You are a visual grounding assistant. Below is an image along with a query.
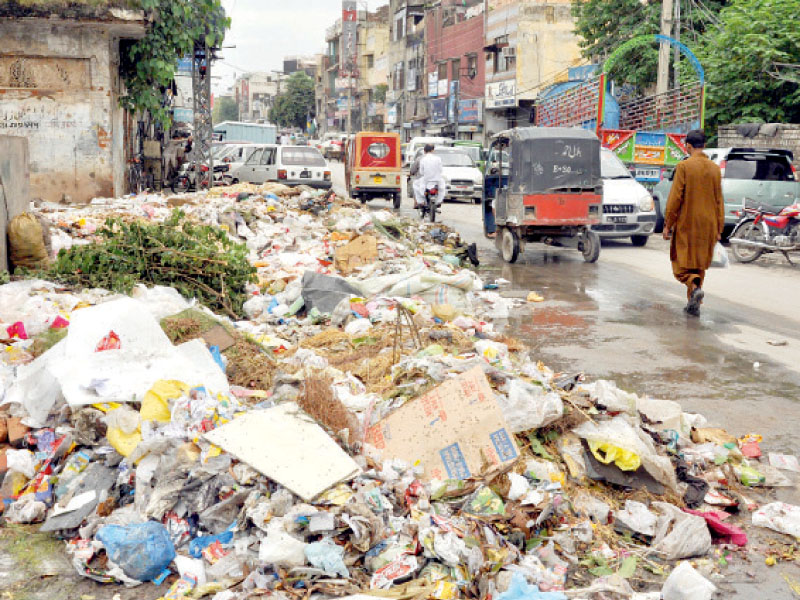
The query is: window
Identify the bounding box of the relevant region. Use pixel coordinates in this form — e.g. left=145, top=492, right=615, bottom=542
left=393, top=62, right=405, bottom=90
left=725, top=154, right=795, bottom=181
left=281, top=147, right=326, bottom=167
left=365, top=54, right=374, bottom=69
left=393, top=10, right=406, bottom=42
left=246, top=149, right=263, bottom=164
left=545, top=5, right=555, bottom=23
left=467, top=54, right=478, bottom=79
left=437, top=62, right=448, bottom=80
left=367, top=142, right=391, bottom=159
left=451, top=58, right=461, bottom=81
left=260, top=147, right=276, bottom=165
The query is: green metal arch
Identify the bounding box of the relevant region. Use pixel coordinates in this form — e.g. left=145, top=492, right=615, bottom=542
left=603, top=35, right=704, bottom=84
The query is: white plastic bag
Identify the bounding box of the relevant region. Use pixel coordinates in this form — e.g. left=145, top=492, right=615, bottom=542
left=661, top=561, right=716, bottom=600
left=710, top=241, right=729, bottom=268
left=498, top=379, right=563, bottom=432
left=258, top=518, right=307, bottom=568
left=752, top=502, right=800, bottom=538
left=652, top=502, right=712, bottom=559
left=615, top=500, right=657, bottom=537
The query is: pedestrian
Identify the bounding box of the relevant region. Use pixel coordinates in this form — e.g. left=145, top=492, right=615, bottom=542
left=663, top=129, right=724, bottom=317
left=413, top=144, right=446, bottom=209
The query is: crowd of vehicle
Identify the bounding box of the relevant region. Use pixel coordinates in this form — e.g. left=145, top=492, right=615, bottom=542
left=188, top=129, right=800, bottom=265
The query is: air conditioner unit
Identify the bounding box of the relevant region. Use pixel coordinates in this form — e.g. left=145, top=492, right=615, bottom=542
left=501, top=46, right=516, bottom=58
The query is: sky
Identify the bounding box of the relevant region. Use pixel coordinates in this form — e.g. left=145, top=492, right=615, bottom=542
left=214, top=0, right=388, bottom=95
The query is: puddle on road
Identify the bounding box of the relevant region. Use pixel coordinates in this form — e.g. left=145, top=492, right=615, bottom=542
left=484, top=254, right=800, bottom=451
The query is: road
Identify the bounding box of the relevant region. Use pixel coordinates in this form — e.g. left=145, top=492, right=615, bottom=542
left=332, top=163, right=800, bottom=452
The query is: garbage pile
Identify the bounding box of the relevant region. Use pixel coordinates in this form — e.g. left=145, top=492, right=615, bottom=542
left=1, top=182, right=799, bottom=600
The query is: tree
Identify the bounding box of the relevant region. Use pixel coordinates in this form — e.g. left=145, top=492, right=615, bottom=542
left=213, top=96, right=239, bottom=124
left=120, top=0, right=230, bottom=127
left=268, top=72, right=315, bottom=131
left=698, top=0, right=800, bottom=131
left=374, top=83, right=388, bottom=104
left=571, top=0, right=726, bottom=91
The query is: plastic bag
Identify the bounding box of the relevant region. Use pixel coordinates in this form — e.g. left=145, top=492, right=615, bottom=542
left=573, top=415, right=678, bottom=491
left=498, top=379, right=563, bottom=433
left=8, top=213, right=48, bottom=270
left=464, top=487, right=505, bottom=516
left=6, top=448, right=36, bottom=478
left=652, top=502, right=711, bottom=559
left=105, top=407, right=142, bottom=457
left=4, top=493, right=47, bottom=523
left=615, top=500, right=657, bottom=537
left=305, top=539, right=349, bottom=577
left=588, top=441, right=641, bottom=471
left=498, top=572, right=567, bottom=600
left=752, top=502, right=800, bottom=538
left=96, top=521, right=176, bottom=582
left=140, top=380, right=189, bottom=423
left=258, top=518, right=307, bottom=568
left=661, top=561, right=716, bottom=600
left=710, top=242, right=729, bottom=268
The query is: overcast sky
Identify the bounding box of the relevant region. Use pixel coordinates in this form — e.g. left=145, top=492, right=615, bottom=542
left=215, top=0, right=388, bottom=94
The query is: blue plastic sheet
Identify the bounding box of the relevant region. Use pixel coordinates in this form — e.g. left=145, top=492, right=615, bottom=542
left=96, top=521, right=176, bottom=582
left=188, top=524, right=235, bottom=558
left=497, top=573, right=567, bottom=600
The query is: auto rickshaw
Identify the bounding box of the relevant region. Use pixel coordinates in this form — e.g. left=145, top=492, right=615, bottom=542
left=483, top=127, right=603, bottom=263
left=345, top=132, right=402, bottom=209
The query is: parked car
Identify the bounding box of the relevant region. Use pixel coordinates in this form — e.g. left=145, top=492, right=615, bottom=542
left=230, top=144, right=332, bottom=189
left=591, top=148, right=657, bottom=246
left=652, top=147, right=799, bottom=234
left=406, top=147, right=483, bottom=203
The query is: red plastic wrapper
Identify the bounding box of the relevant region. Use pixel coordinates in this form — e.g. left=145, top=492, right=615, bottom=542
left=95, top=331, right=121, bottom=352
left=50, top=316, right=70, bottom=329
left=404, top=480, right=424, bottom=508
left=6, top=322, right=28, bottom=340
left=201, top=540, right=230, bottom=564
left=370, top=554, right=418, bottom=589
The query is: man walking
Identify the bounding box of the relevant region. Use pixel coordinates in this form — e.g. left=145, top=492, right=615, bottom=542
left=663, top=129, right=724, bottom=316
left=413, top=144, right=446, bottom=209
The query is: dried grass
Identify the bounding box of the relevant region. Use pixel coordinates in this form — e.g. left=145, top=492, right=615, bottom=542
left=297, top=373, right=359, bottom=439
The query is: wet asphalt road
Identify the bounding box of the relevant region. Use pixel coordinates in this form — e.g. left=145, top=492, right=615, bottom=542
left=333, top=164, right=800, bottom=453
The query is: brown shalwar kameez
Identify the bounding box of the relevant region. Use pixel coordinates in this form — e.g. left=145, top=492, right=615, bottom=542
left=664, top=154, right=725, bottom=300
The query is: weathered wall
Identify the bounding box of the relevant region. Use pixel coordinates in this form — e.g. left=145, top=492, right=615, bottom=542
left=0, top=20, right=130, bottom=202
left=0, top=136, right=31, bottom=271
left=718, top=124, right=800, bottom=169
left=517, top=1, right=582, bottom=103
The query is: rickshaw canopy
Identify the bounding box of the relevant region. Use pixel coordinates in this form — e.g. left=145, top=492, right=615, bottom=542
left=491, top=127, right=602, bottom=195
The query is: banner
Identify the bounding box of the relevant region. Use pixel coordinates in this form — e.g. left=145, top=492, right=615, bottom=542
left=341, top=1, right=358, bottom=76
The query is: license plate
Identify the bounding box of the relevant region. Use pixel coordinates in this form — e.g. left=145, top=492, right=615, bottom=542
left=300, top=171, right=310, bottom=178
left=456, top=185, right=469, bottom=190
left=373, top=176, right=383, bottom=184
left=609, top=216, right=628, bottom=224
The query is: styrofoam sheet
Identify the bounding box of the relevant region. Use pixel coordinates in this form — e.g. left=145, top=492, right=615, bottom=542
left=204, top=403, right=361, bottom=501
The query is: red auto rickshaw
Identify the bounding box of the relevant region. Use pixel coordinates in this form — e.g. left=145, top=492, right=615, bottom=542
left=345, top=132, right=402, bottom=209
left=484, top=127, right=603, bottom=263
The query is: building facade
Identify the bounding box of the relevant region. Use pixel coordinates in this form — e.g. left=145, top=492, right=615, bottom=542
left=484, top=0, right=582, bottom=137
left=234, top=71, right=287, bottom=123
left=0, top=3, right=145, bottom=202
left=425, top=0, right=486, bottom=141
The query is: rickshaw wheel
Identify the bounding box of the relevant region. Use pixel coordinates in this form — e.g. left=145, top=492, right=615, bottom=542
left=500, top=227, right=520, bottom=264
left=581, top=230, right=601, bottom=263
left=393, top=193, right=401, bottom=209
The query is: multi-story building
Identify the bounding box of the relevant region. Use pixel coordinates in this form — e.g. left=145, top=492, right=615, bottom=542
left=234, top=71, right=287, bottom=123
left=386, top=0, right=427, bottom=141
left=283, top=55, right=319, bottom=78
left=357, top=6, right=390, bottom=132
left=425, top=0, right=486, bottom=142
left=484, top=0, right=583, bottom=136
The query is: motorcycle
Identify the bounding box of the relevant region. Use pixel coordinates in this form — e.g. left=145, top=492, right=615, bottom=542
left=729, top=199, right=800, bottom=264
left=170, top=163, right=229, bottom=193
left=418, top=184, right=440, bottom=223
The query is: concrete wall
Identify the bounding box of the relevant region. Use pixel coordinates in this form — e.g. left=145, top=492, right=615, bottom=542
left=0, top=19, right=141, bottom=203
left=718, top=124, right=800, bottom=169
left=0, top=136, right=31, bottom=271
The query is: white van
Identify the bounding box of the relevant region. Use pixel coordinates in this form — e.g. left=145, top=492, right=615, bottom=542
left=231, top=144, right=331, bottom=189
left=405, top=136, right=451, bottom=167
left=591, top=148, right=657, bottom=246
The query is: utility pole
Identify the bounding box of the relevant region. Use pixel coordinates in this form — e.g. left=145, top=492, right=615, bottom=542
left=453, top=79, right=460, bottom=140
left=191, top=42, right=214, bottom=183
left=673, top=0, right=681, bottom=91
left=656, top=0, right=674, bottom=96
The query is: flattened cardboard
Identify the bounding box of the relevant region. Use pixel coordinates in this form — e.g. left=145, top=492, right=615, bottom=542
left=335, top=235, right=378, bottom=274
left=201, top=325, right=236, bottom=352
left=365, top=367, right=519, bottom=480
left=204, top=402, right=361, bottom=501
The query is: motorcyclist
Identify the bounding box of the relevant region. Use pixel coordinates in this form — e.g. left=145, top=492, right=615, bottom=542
left=413, top=144, right=447, bottom=209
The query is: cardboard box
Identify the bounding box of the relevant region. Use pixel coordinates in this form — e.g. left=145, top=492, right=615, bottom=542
left=6, top=417, right=29, bottom=447
left=0, top=418, right=7, bottom=443
left=366, top=367, right=520, bottom=480
left=0, top=445, right=10, bottom=474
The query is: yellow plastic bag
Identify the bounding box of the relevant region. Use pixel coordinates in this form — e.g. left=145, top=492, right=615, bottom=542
left=8, top=213, right=48, bottom=269
left=140, top=380, right=189, bottom=423
left=105, top=407, right=142, bottom=457
left=588, top=441, right=641, bottom=471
